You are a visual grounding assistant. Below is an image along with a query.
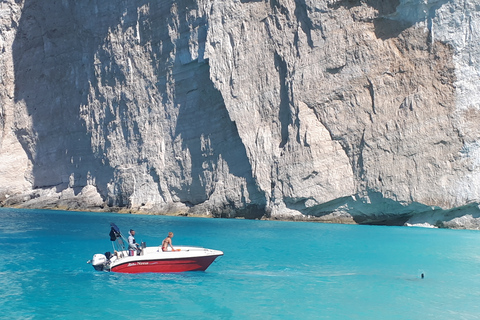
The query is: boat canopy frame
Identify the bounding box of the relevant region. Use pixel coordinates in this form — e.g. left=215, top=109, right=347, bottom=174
left=109, top=223, right=129, bottom=254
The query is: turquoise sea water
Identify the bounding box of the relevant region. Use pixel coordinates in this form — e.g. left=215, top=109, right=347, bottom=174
left=1, top=208, right=480, bottom=319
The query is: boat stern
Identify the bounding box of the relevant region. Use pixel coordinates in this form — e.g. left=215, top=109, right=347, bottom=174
left=89, top=253, right=107, bottom=271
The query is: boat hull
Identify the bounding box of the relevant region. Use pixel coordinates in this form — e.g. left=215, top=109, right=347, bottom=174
left=103, top=246, right=224, bottom=274
left=111, top=255, right=220, bottom=273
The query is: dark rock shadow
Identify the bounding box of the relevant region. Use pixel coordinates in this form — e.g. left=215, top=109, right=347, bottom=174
left=333, top=0, right=451, bottom=40
left=328, top=0, right=400, bottom=16
left=328, top=0, right=411, bottom=40
left=12, top=0, right=122, bottom=196
left=284, top=191, right=443, bottom=226
left=171, top=6, right=266, bottom=218
left=373, top=18, right=413, bottom=40
left=12, top=0, right=266, bottom=216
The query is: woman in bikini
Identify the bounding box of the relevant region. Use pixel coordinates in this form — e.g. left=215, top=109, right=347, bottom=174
left=161, top=232, right=175, bottom=251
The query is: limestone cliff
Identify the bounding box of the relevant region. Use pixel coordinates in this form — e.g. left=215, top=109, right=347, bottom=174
left=1, top=0, right=480, bottom=228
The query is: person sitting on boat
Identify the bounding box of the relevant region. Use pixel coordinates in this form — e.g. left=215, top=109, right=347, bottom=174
left=161, top=232, right=175, bottom=252
left=128, top=229, right=141, bottom=255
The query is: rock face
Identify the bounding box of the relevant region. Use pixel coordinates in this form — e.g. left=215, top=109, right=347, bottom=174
left=1, top=0, right=480, bottom=228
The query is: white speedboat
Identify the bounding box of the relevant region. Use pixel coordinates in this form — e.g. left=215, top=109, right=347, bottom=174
left=88, top=223, right=223, bottom=273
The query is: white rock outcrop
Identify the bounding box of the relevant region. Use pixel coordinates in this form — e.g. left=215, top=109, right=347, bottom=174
left=1, top=0, right=480, bottom=227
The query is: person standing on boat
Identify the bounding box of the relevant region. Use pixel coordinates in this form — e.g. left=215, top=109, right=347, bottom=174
left=128, top=229, right=141, bottom=255
left=161, top=232, right=175, bottom=251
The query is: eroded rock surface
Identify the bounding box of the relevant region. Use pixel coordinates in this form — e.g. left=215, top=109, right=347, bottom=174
left=1, top=0, right=480, bottom=228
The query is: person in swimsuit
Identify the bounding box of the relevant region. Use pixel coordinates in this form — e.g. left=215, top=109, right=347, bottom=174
left=161, top=232, right=175, bottom=251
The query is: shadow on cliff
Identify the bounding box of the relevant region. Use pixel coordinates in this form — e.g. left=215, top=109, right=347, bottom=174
left=174, top=62, right=267, bottom=218
left=12, top=0, right=119, bottom=196
left=299, top=191, right=480, bottom=227
left=329, top=0, right=406, bottom=39
left=12, top=0, right=266, bottom=215
left=293, top=191, right=430, bottom=226
left=328, top=0, right=449, bottom=40
left=169, top=5, right=267, bottom=218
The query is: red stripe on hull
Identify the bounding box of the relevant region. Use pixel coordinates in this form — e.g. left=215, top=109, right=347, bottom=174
left=111, top=255, right=221, bottom=274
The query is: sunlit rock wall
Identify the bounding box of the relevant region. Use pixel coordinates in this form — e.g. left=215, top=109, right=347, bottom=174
left=1, top=0, right=480, bottom=227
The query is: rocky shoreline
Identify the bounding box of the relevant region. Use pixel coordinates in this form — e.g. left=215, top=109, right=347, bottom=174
left=3, top=185, right=480, bottom=230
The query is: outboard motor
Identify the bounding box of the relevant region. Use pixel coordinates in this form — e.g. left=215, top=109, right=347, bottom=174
left=91, top=253, right=107, bottom=271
